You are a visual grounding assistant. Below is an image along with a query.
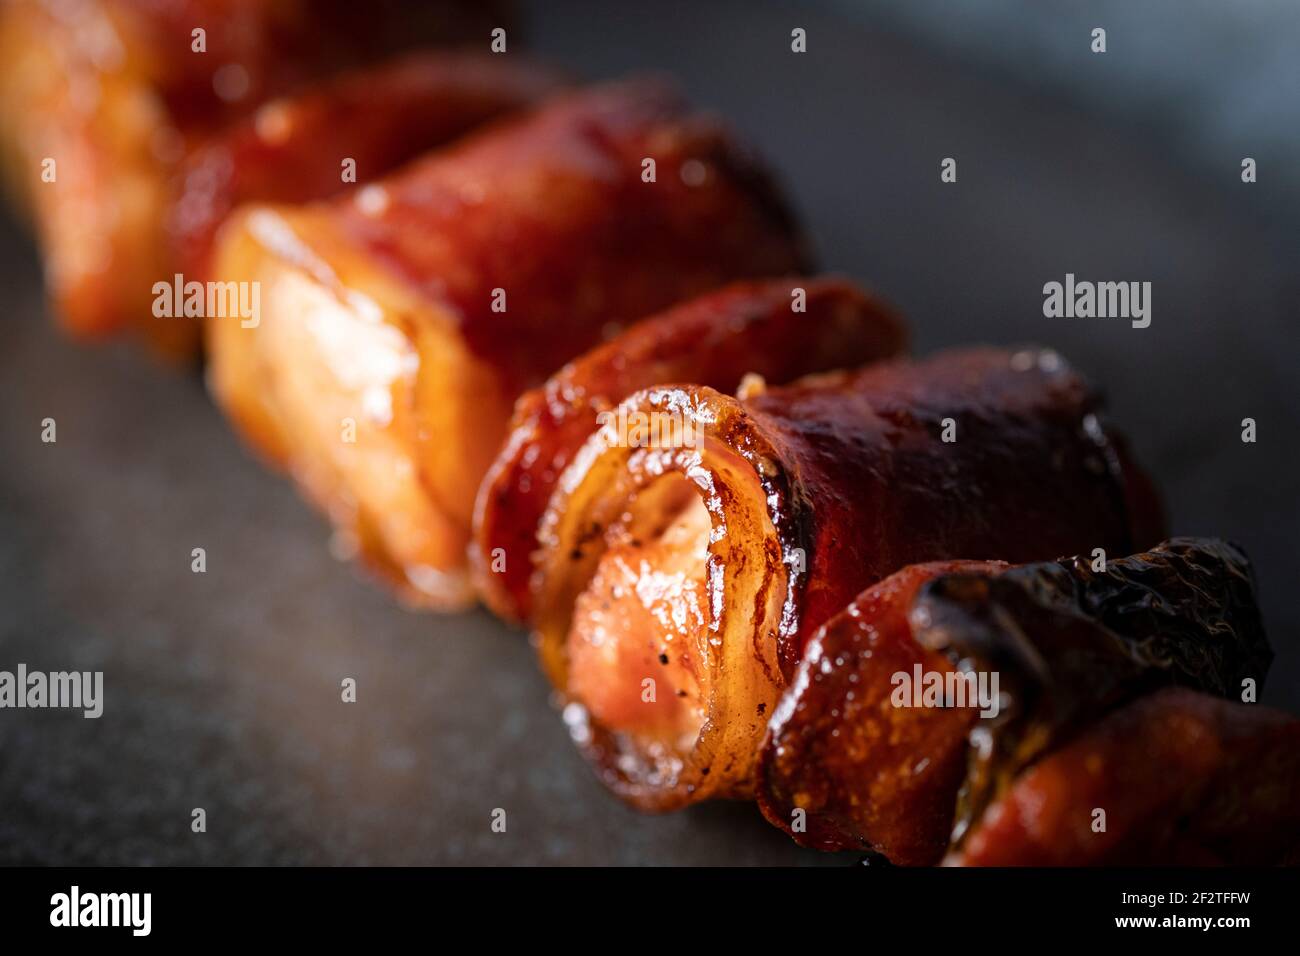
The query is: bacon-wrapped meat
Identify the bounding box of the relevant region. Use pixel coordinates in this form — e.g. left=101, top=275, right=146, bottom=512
left=757, top=538, right=1272, bottom=864
left=168, top=52, right=566, bottom=288
left=949, top=687, right=1300, bottom=866
left=531, top=347, right=1162, bottom=811
left=206, top=81, right=808, bottom=608
left=0, top=0, right=513, bottom=353
left=472, top=277, right=906, bottom=624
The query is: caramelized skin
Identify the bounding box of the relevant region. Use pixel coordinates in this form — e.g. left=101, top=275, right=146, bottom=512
left=85, top=1, right=517, bottom=131
left=533, top=347, right=1161, bottom=810
left=950, top=688, right=1300, bottom=866
left=207, top=81, right=807, bottom=608
left=473, top=276, right=906, bottom=623
left=758, top=560, right=1005, bottom=865
left=759, top=538, right=1272, bottom=864
left=326, top=81, right=810, bottom=393
left=0, top=0, right=511, bottom=351
left=169, top=53, right=567, bottom=281
left=745, top=347, right=1159, bottom=677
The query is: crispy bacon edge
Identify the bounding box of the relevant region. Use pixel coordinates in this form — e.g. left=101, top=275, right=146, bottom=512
left=531, top=347, right=1162, bottom=810
left=471, top=276, right=907, bottom=623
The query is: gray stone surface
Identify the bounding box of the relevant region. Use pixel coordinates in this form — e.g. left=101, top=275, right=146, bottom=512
left=0, top=1, right=1295, bottom=864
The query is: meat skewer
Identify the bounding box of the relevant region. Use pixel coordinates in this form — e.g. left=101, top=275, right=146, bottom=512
left=531, top=346, right=1163, bottom=810
left=205, top=80, right=809, bottom=609
left=758, top=538, right=1274, bottom=864
left=472, top=276, right=907, bottom=624
left=5, top=7, right=1289, bottom=866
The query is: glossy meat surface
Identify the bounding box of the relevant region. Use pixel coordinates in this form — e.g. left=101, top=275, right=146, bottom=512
left=758, top=560, right=1004, bottom=864
left=746, top=348, right=1161, bottom=676
left=568, top=490, right=713, bottom=747
left=950, top=687, right=1300, bottom=866
left=758, top=538, right=1272, bottom=863
left=169, top=53, right=566, bottom=281
left=929, top=536, right=1272, bottom=837
left=206, top=81, right=807, bottom=608
left=325, top=80, right=810, bottom=392
left=532, top=347, right=1161, bottom=810
left=473, top=276, right=906, bottom=623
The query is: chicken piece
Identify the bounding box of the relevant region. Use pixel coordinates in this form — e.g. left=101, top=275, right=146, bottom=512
left=568, top=487, right=712, bottom=749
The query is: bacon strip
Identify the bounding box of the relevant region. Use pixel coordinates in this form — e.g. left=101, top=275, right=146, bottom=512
left=472, top=277, right=906, bottom=624
left=0, top=0, right=511, bottom=354
left=205, top=81, right=808, bottom=608
left=949, top=687, right=1300, bottom=866
left=757, top=538, right=1271, bottom=864
left=531, top=347, right=1160, bottom=810
left=759, top=560, right=1004, bottom=864
left=168, top=53, right=567, bottom=287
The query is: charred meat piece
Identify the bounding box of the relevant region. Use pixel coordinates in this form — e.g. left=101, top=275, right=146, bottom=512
left=473, top=276, right=906, bottom=624
left=757, top=538, right=1271, bottom=864
left=532, top=347, right=1162, bottom=810
left=949, top=687, right=1299, bottom=866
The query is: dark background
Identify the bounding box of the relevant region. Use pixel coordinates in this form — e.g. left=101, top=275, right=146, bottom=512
left=1, top=1, right=1296, bottom=864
